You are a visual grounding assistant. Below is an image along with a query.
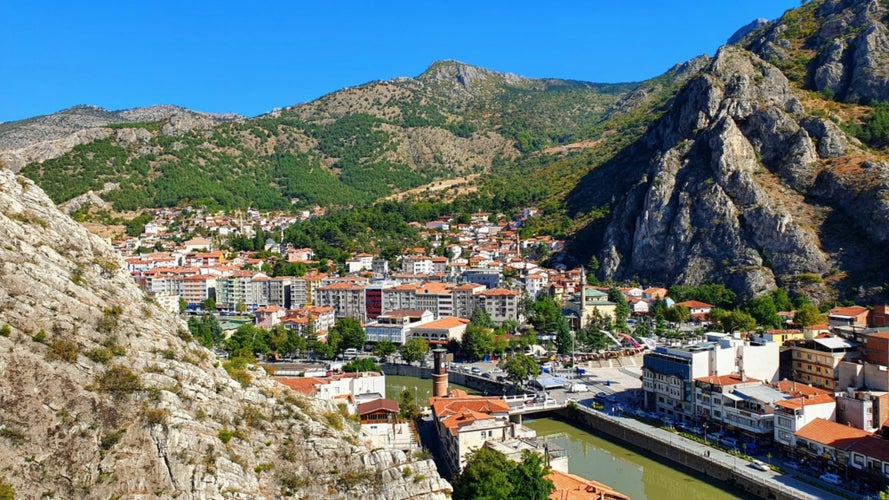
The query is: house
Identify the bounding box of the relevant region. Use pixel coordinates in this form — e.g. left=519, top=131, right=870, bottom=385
left=365, top=309, right=434, bottom=345
left=792, top=418, right=870, bottom=474
left=357, top=398, right=399, bottom=425
left=772, top=381, right=837, bottom=450
left=430, top=389, right=528, bottom=476
left=828, top=305, right=870, bottom=329
left=848, top=435, right=889, bottom=483
left=674, top=300, right=714, bottom=321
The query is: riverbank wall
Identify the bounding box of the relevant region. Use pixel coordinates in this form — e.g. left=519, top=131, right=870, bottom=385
left=558, top=406, right=806, bottom=500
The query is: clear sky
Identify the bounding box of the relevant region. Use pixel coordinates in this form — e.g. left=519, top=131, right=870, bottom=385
left=2, top=1, right=800, bottom=123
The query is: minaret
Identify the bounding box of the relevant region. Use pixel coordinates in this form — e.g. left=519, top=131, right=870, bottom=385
left=432, top=348, right=449, bottom=397
left=580, top=267, right=587, bottom=330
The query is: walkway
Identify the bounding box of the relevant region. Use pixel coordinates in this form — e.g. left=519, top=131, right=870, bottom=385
left=576, top=404, right=849, bottom=500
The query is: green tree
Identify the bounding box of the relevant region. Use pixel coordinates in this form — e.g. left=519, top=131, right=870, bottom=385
left=343, top=358, right=380, bottom=372
left=398, top=388, right=422, bottom=420
left=462, top=324, right=494, bottom=361
left=512, top=450, right=555, bottom=500
left=400, top=338, right=429, bottom=364
left=772, top=289, right=793, bottom=312
left=744, top=295, right=781, bottom=329
left=529, top=296, right=562, bottom=335
left=0, top=475, right=15, bottom=500
left=554, top=317, right=572, bottom=355
left=794, top=303, right=823, bottom=327
left=499, top=353, right=540, bottom=387
left=333, top=317, right=366, bottom=351
left=664, top=305, right=691, bottom=323
left=608, top=286, right=630, bottom=331
left=471, top=306, right=494, bottom=329
left=282, top=327, right=307, bottom=358
left=452, top=447, right=515, bottom=500
left=202, top=296, right=216, bottom=312
left=373, top=339, right=397, bottom=358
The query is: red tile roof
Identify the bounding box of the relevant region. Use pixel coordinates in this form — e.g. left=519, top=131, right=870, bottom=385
left=795, top=418, right=870, bottom=449
left=357, top=398, right=399, bottom=416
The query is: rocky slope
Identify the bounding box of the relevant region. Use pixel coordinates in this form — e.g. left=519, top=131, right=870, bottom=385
left=588, top=39, right=889, bottom=301
left=0, top=167, right=450, bottom=499
left=0, top=105, right=240, bottom=172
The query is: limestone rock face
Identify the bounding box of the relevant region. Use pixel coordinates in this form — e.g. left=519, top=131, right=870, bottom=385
left=0, top=168, right=450, bottom=499
left=599, top=46, right=831, bottom=298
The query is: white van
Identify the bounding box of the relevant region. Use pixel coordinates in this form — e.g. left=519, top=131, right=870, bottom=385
left=343, top=348, right=359, bottom=360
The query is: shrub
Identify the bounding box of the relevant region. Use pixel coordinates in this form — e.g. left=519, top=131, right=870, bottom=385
left=95, top=365, right=142, bottom=400
left=86, top=347, right=113, bottom=363
left=48, top=339, right=79, bottom=363
left=218, top=428, right=233, bottom=443
left=0, top=324, right=10, bottom=337
left=99, top=430, right=124, bottom=450
left=0, top=476, right=14, bottom=500
left=33, top=330, right=47, bottom=343
left=142, top=408, right=169, bottom=426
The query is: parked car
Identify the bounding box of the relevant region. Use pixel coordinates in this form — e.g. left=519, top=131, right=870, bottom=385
left=819, top=472, right=842, bottom=485
left=471, top=366, right=481, bottom=375
left=594, top=392, right=608, bottom=402
left=482, top=372, right=492, bottom=379
left=749, top=460, right=769, bottom=472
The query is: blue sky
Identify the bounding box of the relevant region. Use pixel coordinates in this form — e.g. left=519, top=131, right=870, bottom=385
left=2, top=1, right=800, bottom=123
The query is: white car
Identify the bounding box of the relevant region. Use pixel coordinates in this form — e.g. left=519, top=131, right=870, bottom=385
left=749, top=460, right=769, bottom=472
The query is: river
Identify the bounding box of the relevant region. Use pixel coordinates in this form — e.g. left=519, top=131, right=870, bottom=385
left=385, top=375, right=749, bottom=499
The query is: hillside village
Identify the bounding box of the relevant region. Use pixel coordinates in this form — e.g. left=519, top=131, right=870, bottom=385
left=102, top=202, right=889, bottom=495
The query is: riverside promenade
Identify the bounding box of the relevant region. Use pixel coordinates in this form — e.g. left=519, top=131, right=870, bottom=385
left=559, top=391, right=848, bottom=500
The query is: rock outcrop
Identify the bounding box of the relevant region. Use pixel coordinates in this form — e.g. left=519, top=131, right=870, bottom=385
left=0, top=105, right=240, bottom=172
left=745, top=0, right=889, bottom=103
left=599, top=46, right=834, bottom=298
left=0, top=167, right=450, bottom=499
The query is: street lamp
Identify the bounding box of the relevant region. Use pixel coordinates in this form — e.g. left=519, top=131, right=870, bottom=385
left=703, top=422, right=709, bottom=444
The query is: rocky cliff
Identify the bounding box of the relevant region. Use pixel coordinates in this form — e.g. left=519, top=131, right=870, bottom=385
left=0, top=167, right=450, bottom=498
left=592, top=40, right=889, bottom=301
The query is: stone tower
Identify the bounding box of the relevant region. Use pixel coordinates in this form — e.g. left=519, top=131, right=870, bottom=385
left=432, top=348, right=448, bottom=397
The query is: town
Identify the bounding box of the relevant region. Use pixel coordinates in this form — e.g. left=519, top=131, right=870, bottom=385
left=110, top=204, right=889, bottom=499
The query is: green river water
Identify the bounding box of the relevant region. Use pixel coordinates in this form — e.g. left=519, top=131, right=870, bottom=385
left=385, top=376, right=747, bottom=500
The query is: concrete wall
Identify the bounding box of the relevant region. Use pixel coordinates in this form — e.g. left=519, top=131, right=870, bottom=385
left=381, top=363, right=431, bottom=379
left=558, top=406, right=806, bottom=500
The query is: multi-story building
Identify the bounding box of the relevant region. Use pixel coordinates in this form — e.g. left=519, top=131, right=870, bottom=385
left=643, top=333, right=780, bottom=423
left=452, top=283, right=485, bottom=318
left=216, top=270, right=256, bottom=311
left=771, top=380, right=836, bottom=450
left=315, top=282, right=366, bottom=320
left=417, top=282, right=454, bottom=319
left=523, top=272, right=548, bottom=300
left=381, top=283, right=420, bottom=315
left=364, top=309, right=434, bottom=344
left=787, top=337, right=859, bottom=391
left=401, top=255, right=434, bottom=275
left=182, top=274, right=216, bottom=307
left=475, top=288, right=520, bottom=325
left=430, top=390, right=525, bottom=476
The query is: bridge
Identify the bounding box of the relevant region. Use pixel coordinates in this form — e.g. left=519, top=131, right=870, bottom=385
left=501, top=394, right=568, bottom=418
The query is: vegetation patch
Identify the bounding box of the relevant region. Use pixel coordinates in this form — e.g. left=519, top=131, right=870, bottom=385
left=95, top=365, right=142, bottom=400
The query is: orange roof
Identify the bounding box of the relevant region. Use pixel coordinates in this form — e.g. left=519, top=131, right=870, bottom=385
left=694, top=374, right=760, bottom=386
left=848, top=435, right=889, bottom=463
left=795, top=418, right=870, bottom=449
left=430, top=395, right=511, bottom=422
left=675, top=300, right=713, bottom=309
left=276, top=377, right=322, bottom=396
left=357, top=398, right=399, bottom=416
left=829, top=305, right=869, bottom=317
left=772, top=380, right=833, bottom=398
left=413, top=317, right=470, bottom=329
left=439, top=408, right=498, bottom=436
left=774, top=394, right=836, bottom=410
left=547, top=470, right=630, bottom=500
